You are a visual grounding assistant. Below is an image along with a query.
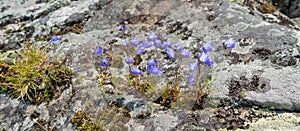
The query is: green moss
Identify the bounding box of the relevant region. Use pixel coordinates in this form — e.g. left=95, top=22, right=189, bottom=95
left=240, top=91, right=247, bottom=99
left=0, top=46, right=72, bottom=105
left=72, top=111, right=103, bottom=131
left=258, top=2, right=276, bottom=14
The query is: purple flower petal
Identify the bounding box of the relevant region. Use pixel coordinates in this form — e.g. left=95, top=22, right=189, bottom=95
left=131, top=66, right=142, bottom=75
left=121, top=24, right=126, bottom=31
left=100, top=57, right=109, bottom=66
left=166, top=47, right=175, bottom=59
left=188, top=75, right=196, bottom=84
left=175, top=43, right=183, bottom=52
left=154, top=40, right=162, bottom=48
left=148, top=32, right=158, bottom=42
left=147, top=58, right=157, bottom=66
left=125, top=56, right=134, bottom=64
left=50, top=35, right=59, bottom=43
left=199, top=52, right=213, bottom=66
left=204, top=57, right=213, bottom=66
left=96, top=47, right=104, bottom=55
left=200, top=42, right=213, bottom=53
left=141, top=41, right=152, bottom=48
left=122, top=40, right=128, bottom=47
left=225, top=38, right=236, bottom=48
left=151, top=66, right=163, bottom=76
left=146, top=65, right=153, bottom=74
left=137, top=46, right=145, bottom=55
left=189, top=61, right=198, bottom=72
left=181, top=49, right=190, bottom=58
left=163, top=40, right=172, bottom=48
left=130, top=39, right=139, bottom=47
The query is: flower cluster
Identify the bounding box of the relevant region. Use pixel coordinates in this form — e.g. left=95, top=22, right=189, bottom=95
left=96, top=47, right=109, bottom=66
left=146, top=58, right=163, bottom=76
left=96, top=24, right=236, bottom=87
left=199, top=43, right=213, bottom=66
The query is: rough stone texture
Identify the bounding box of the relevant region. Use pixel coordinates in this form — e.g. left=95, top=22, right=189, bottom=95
left=246, top=113, right=300, bottom=131
left=1, top=0, right=300, bottom=130
left=271, top=0, right=300, bottom=18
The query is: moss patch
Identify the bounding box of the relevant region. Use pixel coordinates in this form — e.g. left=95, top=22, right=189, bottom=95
left=72, top=111, right=103, bottom=131
left=258, top=2, right=276, bottom=14
left=0, top=46, right=72, bottom=105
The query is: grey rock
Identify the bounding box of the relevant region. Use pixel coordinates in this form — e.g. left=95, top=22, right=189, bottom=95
left=1, top=0, right=300, bottom=130
left=272, top=0, right=300, bottom=18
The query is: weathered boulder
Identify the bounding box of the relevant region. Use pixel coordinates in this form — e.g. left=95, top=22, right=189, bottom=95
left=1, top=0, right=300, bottom=130
left=272, top=0, right=300, bottom=18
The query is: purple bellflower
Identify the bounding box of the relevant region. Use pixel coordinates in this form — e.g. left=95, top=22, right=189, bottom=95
left=225, top=38, right=236, bottom=48
left=96, top=47, right=104, bottom=55
left=121, top=24, right=126, bottom=31
left=188, top=75, right=196, bottom=84
left=181, top=49, right=190, bottom=58
left=137, top=46, right=145, bottom=55
left=122, top=40, right=128, bottom=47
left=148, top=58, right=157, bottom=66
left=163, top=40, right=172, bottom=48
left=146, top=65, right=153, bottom=74
left=50, top=35, right=59, bottom=43
left=175, top=43, right=183, bottom=52
left=148, top=32, right=158, bottom=42
left=200, top=42, right=213, bottom=53
left=130, top=39, right=139, bottom=47
left=199, top=52, right=212, bottom=66
left=125, top=56, right=134, bottom=64
left=166, top=47, right=175, bottom=59
left=100, top=57, right=109, bottom=66
left=150, top=66, right=163, bottom=76
left=189, top=61, right=198, bottom=72
left=146, top=65, right=163, bottom=75
left=141, top=41, right=152, bottom=48
left=131, top=66, right=142, bottom=75
left=154, top=40, right=162, bottom=48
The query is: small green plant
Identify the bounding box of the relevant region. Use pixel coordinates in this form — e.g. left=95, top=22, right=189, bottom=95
left=72, top=111, right=104, bottom=131
left=258, top=2, right=276, bottom=14
left=0, top=45, right=72, bottom=105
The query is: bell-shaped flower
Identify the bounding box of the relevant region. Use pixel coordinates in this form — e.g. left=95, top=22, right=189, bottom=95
left=50, top=35, right=59, bottom=43
left=181, top=49, right=190, bottom=58
left=225, top=38, right=236, bottom=48
left=199, top=52, right=212, bottom=66
left=188, top=75, right=196, bottom=84
left=122, top=40, right=128, bottom=47
left=147, top=58, right=157, bottom=66
left=189, top=61, right=198, bottom=72
left=163, top=40, right=172, bottom=48
left=130, top=39, right=139, bottom=47
left=146, top=65, right=153, bottom=74
left=141, top=41, right=152, bottom=48
left=154, top=40, right=162, bottom=48
left=148, top=32, right=158, bottom=42
left=137, top=46, right=145, bottom=55
left=131, top=66, right=142, bottom=75
left=121, top=24, right=126, bottom=31
left=125, top=56, right=134, bottom=64
left=96, top=47, right=104, bottom=55
left=100, top=57, right=109, bottom=66
left=200, top=42, right=213, bottom=53
left=174, top=43, right=183, bottom=52
left=151, top=66, right=163, bottom=76
left=166, top=47, right=175, bottom=59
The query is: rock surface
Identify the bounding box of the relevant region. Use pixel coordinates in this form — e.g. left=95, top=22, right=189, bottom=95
left=1, top=0, right=300, bottom=130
